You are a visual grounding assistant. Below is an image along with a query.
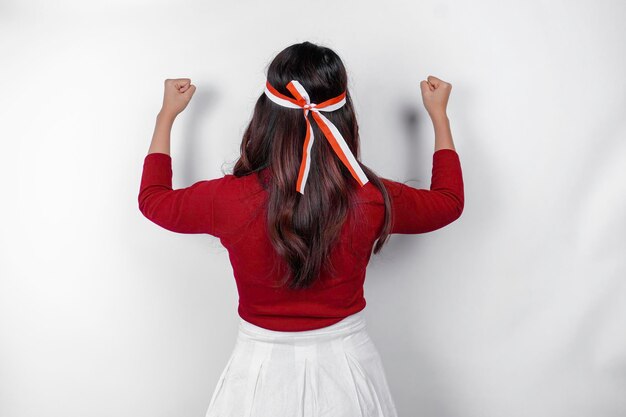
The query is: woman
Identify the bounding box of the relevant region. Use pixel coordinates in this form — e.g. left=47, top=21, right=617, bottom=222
left=138, top=41, right=463, bottom=417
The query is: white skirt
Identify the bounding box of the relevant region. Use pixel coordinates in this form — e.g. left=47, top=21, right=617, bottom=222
left=204, top=310, right=399, bottom=417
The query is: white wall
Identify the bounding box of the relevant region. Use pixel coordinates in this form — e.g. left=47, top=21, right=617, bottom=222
left=1, top=1, right=625, bottom=416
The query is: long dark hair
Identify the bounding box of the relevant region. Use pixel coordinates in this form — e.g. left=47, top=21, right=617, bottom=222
left=232, top=41, right=393, bottom=290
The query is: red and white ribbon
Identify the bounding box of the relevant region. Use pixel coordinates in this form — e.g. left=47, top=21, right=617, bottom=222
left=264, top=79, right=369, bottom=194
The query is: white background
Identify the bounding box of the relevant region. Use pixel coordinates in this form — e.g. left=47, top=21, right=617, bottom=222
left=1, top=1, right=625, bottom=416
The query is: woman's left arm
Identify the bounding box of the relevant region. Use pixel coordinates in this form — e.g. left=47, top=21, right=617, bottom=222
left=148, top=111, right=174, bottom=155
left=138, top=152, right=225, bottom=235
left=147, top=78, right=196, bottom=156
left=138, top=78, right=226, bottom=236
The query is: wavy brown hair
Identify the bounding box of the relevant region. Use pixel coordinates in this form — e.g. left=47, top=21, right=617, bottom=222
left=232, top=41, right=392, bottom=290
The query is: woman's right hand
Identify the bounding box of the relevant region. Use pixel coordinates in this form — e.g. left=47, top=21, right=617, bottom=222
left=420, top=75, right=452, bottom=120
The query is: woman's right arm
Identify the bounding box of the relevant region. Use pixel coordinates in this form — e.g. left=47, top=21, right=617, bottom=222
left=421, top=75, right=455, bottom=152
left=381, top=76, right=463, bottom=234
left=432, top=115, right=455, bottom=152
left=382, top=147, right=464, bottom=234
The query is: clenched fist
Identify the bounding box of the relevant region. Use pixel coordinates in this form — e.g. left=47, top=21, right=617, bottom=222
left=420, top=75, right=452, bottom=120
left=160, top=78, right=196, bottom=119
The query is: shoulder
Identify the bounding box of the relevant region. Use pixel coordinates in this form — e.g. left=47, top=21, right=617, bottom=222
left=211, top=170, right=268, bottom=202
left=355, top=177, right=405, bottom=205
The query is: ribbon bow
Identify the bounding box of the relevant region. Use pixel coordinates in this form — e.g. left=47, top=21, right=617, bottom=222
left=264, top=79, right=369, bottom=194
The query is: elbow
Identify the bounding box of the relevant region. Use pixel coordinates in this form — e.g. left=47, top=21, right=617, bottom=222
left=138, top=193, right=148, bottom=218
left=453, top=196, right=464, bottom=222
left=137, top=189, right=157, bottom=220
left=137, top=185, right=168, bottom=219
left=137, top=196, right=163, bottom=229
left=447, top=201, right=464, bottom=224
left=441, top=190, right=464, bottom=223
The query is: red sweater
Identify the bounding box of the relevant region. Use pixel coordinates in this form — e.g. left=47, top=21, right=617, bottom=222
left=138, top=149, right=464, bottom=331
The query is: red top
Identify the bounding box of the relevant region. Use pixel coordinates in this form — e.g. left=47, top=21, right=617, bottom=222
left=138, top=148, right=464, bottom=331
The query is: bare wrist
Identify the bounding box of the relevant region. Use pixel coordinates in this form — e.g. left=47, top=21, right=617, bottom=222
left=430, top=113, right=449, bottom=125
left=157, top=110, right=177, bottom=123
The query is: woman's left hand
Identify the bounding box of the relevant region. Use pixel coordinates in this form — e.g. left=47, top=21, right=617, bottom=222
left=160, top=78, right=196, bottom=119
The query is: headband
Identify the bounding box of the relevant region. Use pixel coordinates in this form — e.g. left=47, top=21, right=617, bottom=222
left=263, top=79, right=369, bottom=194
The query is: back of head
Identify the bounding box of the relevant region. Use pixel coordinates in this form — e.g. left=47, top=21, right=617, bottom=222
left=233, top=41, right=392, bottom=290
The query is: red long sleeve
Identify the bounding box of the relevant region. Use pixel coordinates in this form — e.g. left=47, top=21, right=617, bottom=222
left=380, top=148, right=464, bottom=234
left=138, top=152, right=229, bottom=235
left=138, top=148, right=464, bottom=331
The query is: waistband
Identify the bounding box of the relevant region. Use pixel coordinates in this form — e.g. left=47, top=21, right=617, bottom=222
left=238, top=310, right=367, bottom=342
